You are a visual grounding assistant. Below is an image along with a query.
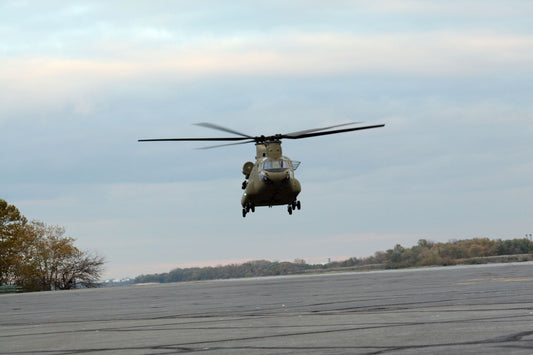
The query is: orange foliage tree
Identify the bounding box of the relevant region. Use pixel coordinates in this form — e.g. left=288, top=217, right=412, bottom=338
left=0, top=199, right=104, bottom=291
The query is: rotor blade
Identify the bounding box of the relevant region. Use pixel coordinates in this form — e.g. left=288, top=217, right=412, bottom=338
left=195, top=122, right=254, bottom=139
left=282, top=124, right=385, bottom=139
left=197, top=140, right=256, bottom=150
left=138, top=137, right=250, bottom=142
left=284, top=121, right=362, bottom=137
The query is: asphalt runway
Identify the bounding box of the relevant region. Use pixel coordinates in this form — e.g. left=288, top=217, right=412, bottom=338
left=1, top=262, right=533, bottom=354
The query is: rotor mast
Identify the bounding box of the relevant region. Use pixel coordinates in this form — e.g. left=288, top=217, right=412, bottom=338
left=256, top=140, right=282, bottom=160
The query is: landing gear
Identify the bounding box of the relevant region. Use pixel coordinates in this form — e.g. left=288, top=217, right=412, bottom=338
left=287, top=200, right=301, bottom=215
left=243, top=201, right=300, bottom=217
left=241, top=180, right=248, bottom=190
left=242, top=203, right=255, bottom=218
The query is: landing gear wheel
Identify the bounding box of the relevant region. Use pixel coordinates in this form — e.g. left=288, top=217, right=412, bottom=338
left=296, top=200, right=301, bottom=210
left=241, top=181, right=248, bottom=190
left=242, top=208, right=247, bottom=218
left=288, top=206, right=293, bottom=215
left=251, top=204, right=255, bottom=213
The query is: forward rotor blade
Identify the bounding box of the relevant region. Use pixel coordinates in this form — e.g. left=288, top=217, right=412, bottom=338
left=138, top=122, right=384, bottom=144
left=282, top=124, right=385, bottom=139
left=195, top=122, right=254, bottom=139
left=284, top=121, right=362, bottom=137
left=138, top=137, right=250, bottom=142
left=197, top=140, right=256, bottom=150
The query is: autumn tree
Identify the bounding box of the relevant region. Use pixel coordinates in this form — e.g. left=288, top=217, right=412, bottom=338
left=0, top=199, right=27, bottom=285
left=19, top=221, right=105, bottom=291
left=0, top=199, right=104, bottom=291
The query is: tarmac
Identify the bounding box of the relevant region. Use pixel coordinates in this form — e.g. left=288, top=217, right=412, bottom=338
left=1, top=262, right=532, bottom=354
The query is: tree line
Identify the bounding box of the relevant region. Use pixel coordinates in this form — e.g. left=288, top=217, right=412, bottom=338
left=0, top=199, right=104, bottom=291
left=135, top=259, right=316, bottom=284
left=135, top=237, right=533, bottom=284
left=384, top=238, right=533, bottom=269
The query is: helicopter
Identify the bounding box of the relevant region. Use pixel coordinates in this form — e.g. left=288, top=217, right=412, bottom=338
left=138, top=121, right=384, bottom=217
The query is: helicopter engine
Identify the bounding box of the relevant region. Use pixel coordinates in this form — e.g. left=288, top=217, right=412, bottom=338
left=242, top=161, right=253, bottom=179
left=241, top=161, right=254, bottom=189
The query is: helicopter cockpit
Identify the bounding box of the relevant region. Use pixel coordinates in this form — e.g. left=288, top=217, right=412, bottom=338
left=261, top=158, right=291, bottom=173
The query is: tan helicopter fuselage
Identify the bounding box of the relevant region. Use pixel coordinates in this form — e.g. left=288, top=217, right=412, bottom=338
left=241, top=141, right=301, bottom=208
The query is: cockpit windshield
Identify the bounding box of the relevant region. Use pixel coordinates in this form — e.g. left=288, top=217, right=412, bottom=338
left=262, top=158, right=290, bottom=172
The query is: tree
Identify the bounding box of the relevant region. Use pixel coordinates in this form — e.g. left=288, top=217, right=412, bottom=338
left=18, top=221, right=105, bottom=291
left=386, top=244, right=406, bottom=268
left=0, top=199, right=28, bottom=285
left=0, top=199, right=104, bottom=291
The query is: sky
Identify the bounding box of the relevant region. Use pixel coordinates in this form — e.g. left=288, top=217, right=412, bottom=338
left=2, top=0, right=533, bottom=279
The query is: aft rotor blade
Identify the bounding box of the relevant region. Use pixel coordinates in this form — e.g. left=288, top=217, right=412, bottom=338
left=195, top=122, right=254, bottom=139
left=282, top=124, right=385, bottom=139
left=284, top=122, right=362, bottom=137
left=197, top=140, right=256, bottom=150
left=138, top=137, right=250, bottom=142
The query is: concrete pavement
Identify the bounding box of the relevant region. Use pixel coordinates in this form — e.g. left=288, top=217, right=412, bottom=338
left=1, top=262, right=533, bottom=354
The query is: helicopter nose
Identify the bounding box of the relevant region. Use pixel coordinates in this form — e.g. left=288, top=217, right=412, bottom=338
left=263, top=171, right=290, bottom=184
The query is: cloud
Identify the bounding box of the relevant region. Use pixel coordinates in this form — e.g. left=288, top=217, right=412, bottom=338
left=4, top=32, right=533, bottom=79
left=359, top=0, right=533, bottom=16
left=3, top=30, right=532, bottom=123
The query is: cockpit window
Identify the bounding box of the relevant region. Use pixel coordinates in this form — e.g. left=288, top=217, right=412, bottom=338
left=262, top=159, right=290, bottom=172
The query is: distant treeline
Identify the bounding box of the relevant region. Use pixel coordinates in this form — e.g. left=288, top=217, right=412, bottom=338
left=383, top=238, right=533, bottom=269
left=134, top=238, right=533, bottom=284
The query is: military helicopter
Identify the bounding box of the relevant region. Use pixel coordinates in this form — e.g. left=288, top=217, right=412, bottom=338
left=138, top=121, right=384, bottom=217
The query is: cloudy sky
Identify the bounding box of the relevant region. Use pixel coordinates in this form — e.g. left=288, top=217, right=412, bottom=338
left=2, top=1, right=532, bottom=279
